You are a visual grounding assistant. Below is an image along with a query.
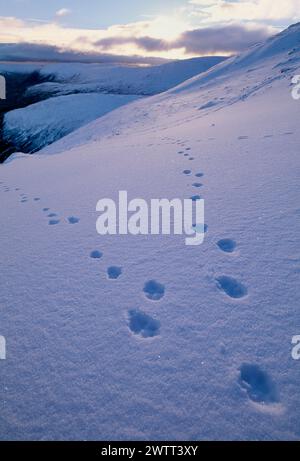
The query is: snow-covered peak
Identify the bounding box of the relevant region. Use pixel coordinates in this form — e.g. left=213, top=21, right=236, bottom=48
left=40, top=23, right=300, bottom=156
left=1, top=56, right=227, bottom=157
left=169, top=22, right=300, bottom=95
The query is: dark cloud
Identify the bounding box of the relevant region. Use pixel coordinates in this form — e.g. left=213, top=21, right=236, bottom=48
left=0, top=42, right=168, bottom=65
left=95, top=36, right=171, bottom=52
left=94, top=24, right=273, bottom=55
left=0, top=24, right=273, bottom=66
left=177, top=25, right=272, bottom=54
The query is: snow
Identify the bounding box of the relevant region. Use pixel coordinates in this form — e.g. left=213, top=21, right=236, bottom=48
left=40, top=24, right=300, bottom=157
left=0, top=24, right=299, bottom=441
left=0, top=57, right=226, bottom=97
left=3, top=93, right=141, bottom=152
left=28, top=57, right=226, bottom=96
left=1, top=56, right=225, bottom=153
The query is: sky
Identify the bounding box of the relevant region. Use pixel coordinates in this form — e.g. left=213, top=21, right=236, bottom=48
left=0, top=0, right=299, bottom=62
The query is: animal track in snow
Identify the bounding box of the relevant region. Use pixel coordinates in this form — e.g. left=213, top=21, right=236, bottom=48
left=216, top=275, right=247, bottom=299
left=143, top=280, right=165, bottom=301
left=107, top=266, right=122, bottom=279
left=183, top=169, right=192, bottom=175
left=90, top=250, right=103, bottom=259
left=34, top=197, right=40, bottom=201
left=217, top=239, right=237, bottom=253
left=239, top=363, right=278, bottom=404
left=192, top=182, right=203, bottom=188
left=238, top=136, right=249, bottom=140
left=128, top=309, right=160, bottom=338
left=43, top=208, right=50, bottom=212
left=48, top=219, right=60, bottom=226
left=195, top=172, right=204, bottom=178
left=48, top=213, right=57, bottom=218
left=190, top=195, right=201, bottom=201
left=67, top=216, right=80, bottom=224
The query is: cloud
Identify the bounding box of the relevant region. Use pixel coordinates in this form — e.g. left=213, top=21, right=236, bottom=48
left=177, top=24, right=272, bottom=54
left=55, top=8, right=71, bottom=18
left=0, top=1, right=295, bottom=62
left=94, top=24, right=273, bottom=55
left=0, top=14, right=191, bottom=60
left=189, top=0, right=300, bottom=22
left=0, top=42, right=168, bottom=65
left=94, top=36, right=171, bottom=52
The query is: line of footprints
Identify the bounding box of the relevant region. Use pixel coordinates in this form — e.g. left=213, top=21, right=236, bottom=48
left=91, top=245, right=163, bottom=338
left=172, top=140, right=276, bottom=406
left=0, top=144, right=277, bottom=407
left=1, top=183, right=81, bottom=225
left=177, top=140, right=248, bottom=299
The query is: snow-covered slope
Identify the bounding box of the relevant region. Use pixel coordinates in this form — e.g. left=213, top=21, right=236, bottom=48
left=26, top=57, right=226, bottom=97
left=3, top=93, right=140, bottom=152
left=169, top=22, right=300, bottom=95
left=1, top=57, right=225, bottom=154
left=0, top=24, right=299, bottom=441
left=43, top=23, right=300, bottom=156
left=0, top=57, right=226, bottom=97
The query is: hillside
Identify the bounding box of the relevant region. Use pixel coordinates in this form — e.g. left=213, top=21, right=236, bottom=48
left=0, top=56, right=225, bottom=156
left=0, top=24, right=299, bottom=441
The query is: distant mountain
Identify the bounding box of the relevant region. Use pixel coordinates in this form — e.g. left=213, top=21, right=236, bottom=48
left=1, top=56, right=226, bottom=154
left=42, top=23, right=300, bottom=156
